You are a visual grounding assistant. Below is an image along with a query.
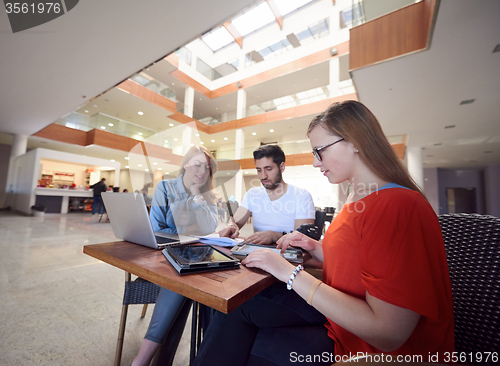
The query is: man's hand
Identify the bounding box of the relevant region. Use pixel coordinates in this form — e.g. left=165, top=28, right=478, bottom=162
left=276, top=231, right=316, bottom=253
left=218, top=225, right=239, bottom=239
left=245, top=230, right=280, bottom=245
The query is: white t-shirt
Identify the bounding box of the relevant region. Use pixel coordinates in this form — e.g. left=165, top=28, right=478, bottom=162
left=241, top=184, right=315, bottom=233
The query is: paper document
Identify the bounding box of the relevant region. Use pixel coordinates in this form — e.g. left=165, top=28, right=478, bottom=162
left=194, top=234, right=244, bottom=247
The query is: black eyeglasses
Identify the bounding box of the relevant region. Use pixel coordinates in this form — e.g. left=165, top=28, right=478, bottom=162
left=312, top=138, right=345, bottom=161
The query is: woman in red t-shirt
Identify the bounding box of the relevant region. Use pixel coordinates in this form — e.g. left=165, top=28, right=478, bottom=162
left=192, top=100, right=455, bottom=365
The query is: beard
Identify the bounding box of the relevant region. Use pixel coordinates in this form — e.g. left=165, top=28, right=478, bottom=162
left=261, top=172, right=282, bottom=190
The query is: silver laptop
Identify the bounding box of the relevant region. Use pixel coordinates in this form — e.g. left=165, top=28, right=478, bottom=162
left=101, top=192, right=199, bottom=249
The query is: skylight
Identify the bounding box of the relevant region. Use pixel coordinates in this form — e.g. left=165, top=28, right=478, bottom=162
left=202, top=27, right=234, bottom=51
left=274, top=0, right=314, bottom=16
left=231, top=2, right=276, bottom=37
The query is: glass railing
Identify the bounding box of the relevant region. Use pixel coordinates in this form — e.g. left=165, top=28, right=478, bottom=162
left=55, top=112, right=160, bottom=142
left=129, top=73, right=177, bottom=102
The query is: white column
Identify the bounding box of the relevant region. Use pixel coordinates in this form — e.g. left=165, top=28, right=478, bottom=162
left=407, top=146, right=424, bottom=190
left=182, top=125, right=193, bottom=155
left=184, top=86, right=195, bottom=118
left=234, top=129, right=245, bottom=202
left=236, top=89, right=246, bottom=120
left=4, top=134, right=28, bottom=208
left=329, top=57, right=340, bottom=97
left=234, top=89, right=247, bottom=202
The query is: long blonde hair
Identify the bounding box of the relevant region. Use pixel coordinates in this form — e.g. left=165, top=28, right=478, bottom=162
left=180, top=146, right=218, bottom=202
left=308, top=100, right=425, bottom=197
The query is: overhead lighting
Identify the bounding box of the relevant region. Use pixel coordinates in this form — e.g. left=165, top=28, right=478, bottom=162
left=145, top=169, right=149, bottom=172
left=108, top=123, right=113, bottom=127
left=174, top=138, right=178, bottom=141
left=224, top=137, right=228, bottom=140
left=252, top=132, right=257, bottom=136
left=200, top=142, right=204, bottom=145
left=138, top=164, right=142, bottom=167
left=158, top=168, right=162, bottom=170
left=153, top=162, right=157, bottom=165
left=100, top=126, right=106, bottom=130
left=460, top=99, right=475, bottom=105
left=110, top=159, right=115, bottom=162
left=124, top=157, right=130, bottom=160
left=138, top=132, right=143, bottom=136
left=169, top=123, right=174, bottom=127
left=125, top=165, right=130, bottom=168
left=93, top=105, right=98, bottom=108
left=84, top=110, right=89, bottom=113
left=269, top=129, right=274, bottom=133
left=245, top=171, right=249, bottom=174
left=138, top=111, right=144, bottom=115
left=211, top=139, right=215, bottom=142
left=164, top=140, right=169, bottom=143
left=195, top=134, right=200, bottom=137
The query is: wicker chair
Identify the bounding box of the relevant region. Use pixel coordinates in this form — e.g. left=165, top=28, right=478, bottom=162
left=439, top=213, right=500, bottom=366
left=114, top=272, right=160, bottom=366
left=249, top=213, right=500, bottom=366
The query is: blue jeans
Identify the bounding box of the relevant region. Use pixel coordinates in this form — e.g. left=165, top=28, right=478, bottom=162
left=192, top=282, right=335, bottom=366
left=91, top=196, right=104, bottom=215
left=144, top=287, right=190, bottom=344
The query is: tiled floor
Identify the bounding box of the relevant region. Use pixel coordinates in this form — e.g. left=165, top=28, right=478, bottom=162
left=0, top=210, right=253, bottom=366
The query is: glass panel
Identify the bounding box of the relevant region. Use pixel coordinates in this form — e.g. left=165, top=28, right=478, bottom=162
left=202, top=27, right=234, bottom=51
left=231, top=2, right=275, bottom=37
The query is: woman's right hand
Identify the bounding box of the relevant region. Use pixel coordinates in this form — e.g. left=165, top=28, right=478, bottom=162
left=218, top=224, right=239, bottom=239
left=276, top=231, right=317, bottom=253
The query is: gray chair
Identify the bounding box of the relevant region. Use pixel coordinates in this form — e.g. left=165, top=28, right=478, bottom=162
left=438, top=213, right=499, bottom=366
left=248, top=213, right=500, bottom=366
left=114, top=273, right=161, bottom=366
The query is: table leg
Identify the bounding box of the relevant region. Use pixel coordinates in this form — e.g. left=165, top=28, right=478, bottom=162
left=189, top=301, right=205, bottom=365
left=190, top=301, right=198, bottom=364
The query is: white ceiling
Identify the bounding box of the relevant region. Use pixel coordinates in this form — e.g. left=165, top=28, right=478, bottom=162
left=0, top=0, right=256, bottom=135
left=0, top=0, right=499, bottom=172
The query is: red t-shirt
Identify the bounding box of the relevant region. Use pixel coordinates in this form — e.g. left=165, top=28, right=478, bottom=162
left=322, top=188, right=455, bottom=361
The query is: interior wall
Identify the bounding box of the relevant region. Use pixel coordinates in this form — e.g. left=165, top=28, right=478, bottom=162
left=484, top=164, right=500, bottom=217
left=437, top=168, right=485, bottom=215
left=423, top=167, right=439, bottom=214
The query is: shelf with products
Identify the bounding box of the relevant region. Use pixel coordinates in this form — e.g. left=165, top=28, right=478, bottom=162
left=53, top=172, right=75, bottom=183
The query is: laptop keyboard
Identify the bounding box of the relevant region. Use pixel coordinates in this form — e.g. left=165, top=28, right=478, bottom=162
left=155, top=236, right=180, bottom=245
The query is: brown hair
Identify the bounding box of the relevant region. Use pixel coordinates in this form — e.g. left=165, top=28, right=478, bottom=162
left=180, top=146, right=218, bottom=202
left=307, top=100, right=425, bottom=197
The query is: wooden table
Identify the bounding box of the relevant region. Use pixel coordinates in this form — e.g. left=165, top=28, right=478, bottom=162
left=83, top=241, right=277, bottom=363
left=83, top=241, right=276, bottom=313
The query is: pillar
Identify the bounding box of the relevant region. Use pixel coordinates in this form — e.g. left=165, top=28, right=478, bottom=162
left=4, top=134, right=28, bottom=208
left=234, top=88, right=247, bottom=202
left=328, top=57, right=340, bottom=97
left=184, top=86, right=195, bottom=118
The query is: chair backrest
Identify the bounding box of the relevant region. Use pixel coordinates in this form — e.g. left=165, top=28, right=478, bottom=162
left=438, top=213, right=500, bottom=365
left=315, top=210, right=327, bottom=232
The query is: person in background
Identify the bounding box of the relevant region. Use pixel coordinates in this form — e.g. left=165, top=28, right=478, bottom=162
left=225, top=195, right=239, bottom=223
left=132, top=146, right=218, bottom=366
left=219, top=144, right=315, bottom=244
left=193, top=100, right=455, bottom=365
left=123, top=188, right=129, bottom=193
left=90, top=178, right=106, bottom=216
